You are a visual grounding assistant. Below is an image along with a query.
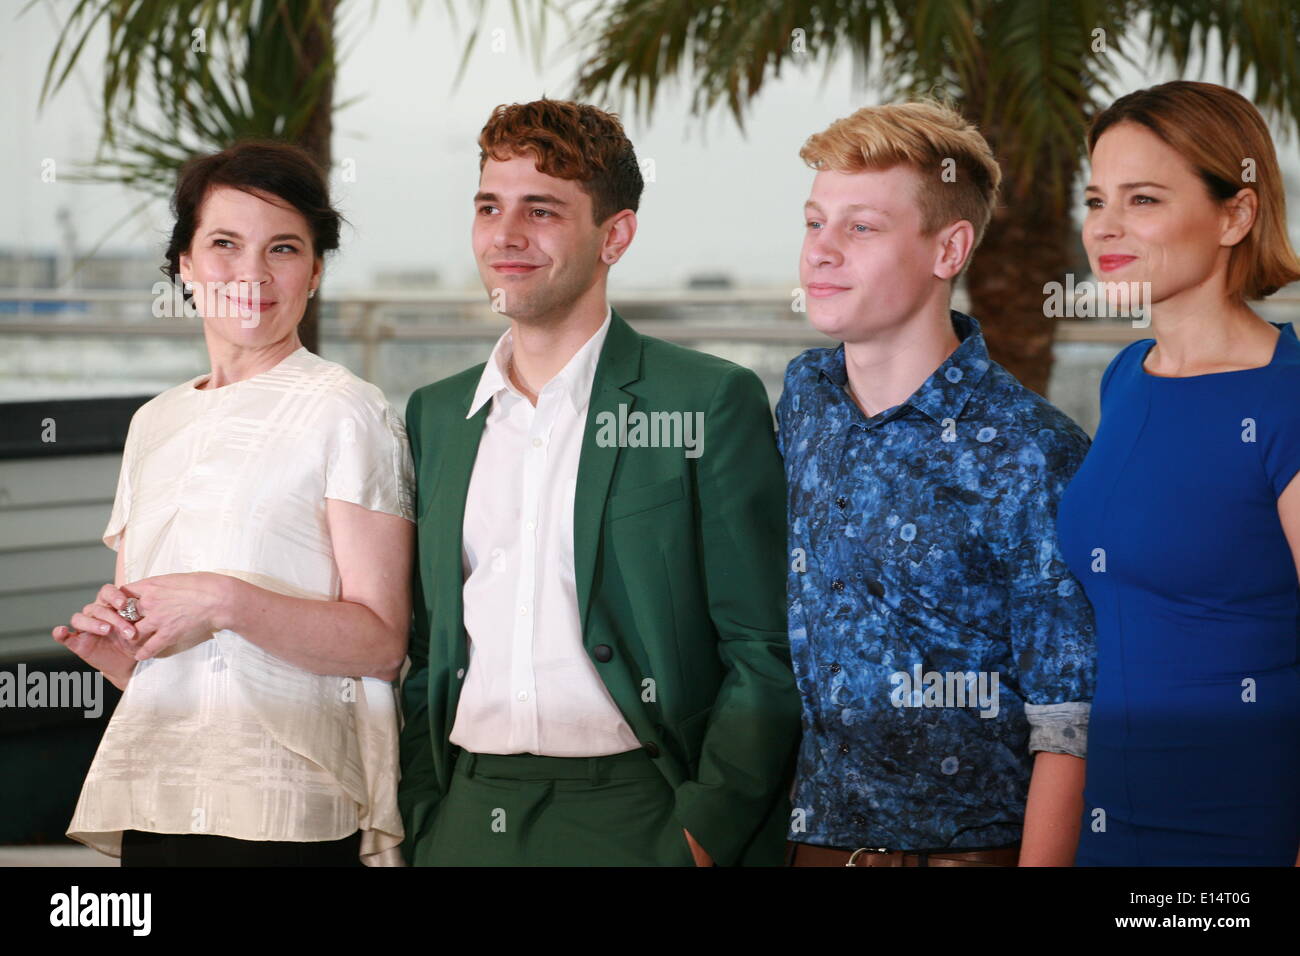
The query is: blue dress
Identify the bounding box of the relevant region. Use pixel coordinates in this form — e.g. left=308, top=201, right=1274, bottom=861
left=1058, top=322, right=1300, bottom=866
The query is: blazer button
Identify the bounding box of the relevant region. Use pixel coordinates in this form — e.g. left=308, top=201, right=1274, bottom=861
left=643, top=742, right=661, bottom=758
left=593, top=644, right=614, bottom=662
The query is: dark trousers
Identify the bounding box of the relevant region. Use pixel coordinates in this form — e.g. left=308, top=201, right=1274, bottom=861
left=120, top=828, right=364, bottom=867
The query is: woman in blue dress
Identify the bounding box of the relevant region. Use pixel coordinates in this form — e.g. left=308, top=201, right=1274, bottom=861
left=1058, top=80, right=1300, bottom=866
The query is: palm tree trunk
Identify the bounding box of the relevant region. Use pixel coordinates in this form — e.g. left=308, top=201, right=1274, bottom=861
left=962, top=118, right=1079, bottom=397
left=292, top=0, right=336, bottom=356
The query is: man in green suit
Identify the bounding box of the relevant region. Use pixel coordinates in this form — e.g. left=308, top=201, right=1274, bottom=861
left=398, top=98, right=800, bottom=866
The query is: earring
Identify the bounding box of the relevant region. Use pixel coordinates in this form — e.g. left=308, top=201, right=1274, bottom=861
left=308, top=288, right=316, bottom=299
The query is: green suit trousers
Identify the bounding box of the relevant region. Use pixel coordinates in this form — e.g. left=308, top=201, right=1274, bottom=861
left=415, top=749, right=698, bottom=866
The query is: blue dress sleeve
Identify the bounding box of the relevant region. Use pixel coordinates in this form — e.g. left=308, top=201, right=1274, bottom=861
left=1260, top=375, right=1300, bottom=498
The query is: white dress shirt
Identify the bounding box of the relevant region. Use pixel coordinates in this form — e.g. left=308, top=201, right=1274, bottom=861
left=450, top=306, right=643, bottom=757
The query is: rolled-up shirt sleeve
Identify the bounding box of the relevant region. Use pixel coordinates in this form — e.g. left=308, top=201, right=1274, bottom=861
left=1023, top=700, right=1090, bottom=758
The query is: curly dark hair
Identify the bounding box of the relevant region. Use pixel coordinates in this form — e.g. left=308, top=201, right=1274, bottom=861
left=478, top=98, right=643, bottom=224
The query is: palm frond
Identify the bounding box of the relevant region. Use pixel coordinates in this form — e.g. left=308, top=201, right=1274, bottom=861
left=1142, top=0, right=1300, bottom=137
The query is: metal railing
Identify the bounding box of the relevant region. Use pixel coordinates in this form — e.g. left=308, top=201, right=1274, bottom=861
left=13, top=288, right=1288, bottom=384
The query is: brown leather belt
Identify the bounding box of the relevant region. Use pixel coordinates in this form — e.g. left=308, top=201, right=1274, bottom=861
left=787, top=840, right=1019, bottom=867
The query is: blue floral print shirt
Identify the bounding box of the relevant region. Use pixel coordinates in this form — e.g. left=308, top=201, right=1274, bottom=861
left=776, top=310, right=1097, bottom=851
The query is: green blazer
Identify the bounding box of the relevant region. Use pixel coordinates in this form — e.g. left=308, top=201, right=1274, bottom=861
left=397, top=309, right=801, bottom=866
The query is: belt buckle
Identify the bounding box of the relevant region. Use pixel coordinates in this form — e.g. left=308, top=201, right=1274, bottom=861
left=845, top=846, right=891, bottom=867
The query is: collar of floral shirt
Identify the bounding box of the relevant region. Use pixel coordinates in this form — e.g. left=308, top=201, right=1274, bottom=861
left=812, top=309, right=995, bottom=427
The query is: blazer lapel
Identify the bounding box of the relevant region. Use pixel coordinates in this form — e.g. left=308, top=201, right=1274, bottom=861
left=574, top=309, right=643, bottom=635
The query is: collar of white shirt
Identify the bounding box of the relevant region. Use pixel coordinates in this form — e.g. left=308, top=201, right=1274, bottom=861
left=466, top=305, right=614, bottom=419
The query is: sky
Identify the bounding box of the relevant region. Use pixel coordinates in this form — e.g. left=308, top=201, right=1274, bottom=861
left=3, top=0, right=1298, bottom=294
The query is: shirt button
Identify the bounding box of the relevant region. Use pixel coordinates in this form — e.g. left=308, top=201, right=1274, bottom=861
left=831, top=580, right=846, bottom=592
left=525, top=520, right=536, bottom=531
left=835, top=496, right=848, bottom=509
left=517, top=691, right=529, bottom=701
left=838, top=743, right=850, bottom=755
left=518, top=606, right=528, bottom=616
left=532, top=437, right=543, bottom=448
left=456, top=668, right=465, bottom=679
left=828, top=662, right=841, bottom=674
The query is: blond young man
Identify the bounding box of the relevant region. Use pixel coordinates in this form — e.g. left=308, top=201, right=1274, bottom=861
left=778, top=101, right=1097, bottom=867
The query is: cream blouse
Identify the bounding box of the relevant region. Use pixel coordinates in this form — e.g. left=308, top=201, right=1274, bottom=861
left=66, top=345, right=415, bottom=865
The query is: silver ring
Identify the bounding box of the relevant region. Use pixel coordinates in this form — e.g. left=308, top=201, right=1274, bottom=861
left=117, top=597, right=141, bottom=623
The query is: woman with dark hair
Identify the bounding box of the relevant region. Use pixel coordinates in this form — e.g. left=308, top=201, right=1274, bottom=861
left=51, top=140, right=413, bottom=867
left=1058, top=81, right=1300, bottom=865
